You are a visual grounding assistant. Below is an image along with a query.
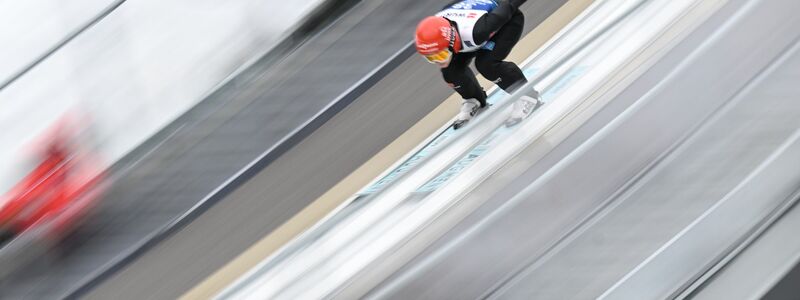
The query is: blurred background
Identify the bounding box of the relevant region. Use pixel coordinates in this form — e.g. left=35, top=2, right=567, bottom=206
left=0, top=0, right=322, bottom=190
left=1, top=0, right=800, bottom=299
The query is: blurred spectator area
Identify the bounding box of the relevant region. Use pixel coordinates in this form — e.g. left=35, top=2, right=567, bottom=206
left=0, top=0, right=323, bottom=192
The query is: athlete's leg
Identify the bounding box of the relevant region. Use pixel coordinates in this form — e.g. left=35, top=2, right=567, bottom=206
left=475, top=10, right=526, bottom=92
left=440, top=52, right=487, bottom=106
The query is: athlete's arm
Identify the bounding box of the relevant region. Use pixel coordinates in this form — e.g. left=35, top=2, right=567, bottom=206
left=472, top=0, right=526, bottom=44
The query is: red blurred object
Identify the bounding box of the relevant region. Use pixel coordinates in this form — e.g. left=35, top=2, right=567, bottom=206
left=0, top=116, right=107, bottom=247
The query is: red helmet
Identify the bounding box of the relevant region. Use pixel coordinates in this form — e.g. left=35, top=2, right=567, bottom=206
left=415, top=16, right=461, bottom=57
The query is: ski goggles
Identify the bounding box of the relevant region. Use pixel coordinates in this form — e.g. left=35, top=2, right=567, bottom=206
left=424, top=49, right=452, bottom=64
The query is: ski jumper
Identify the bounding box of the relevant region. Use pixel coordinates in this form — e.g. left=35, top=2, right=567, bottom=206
left=438, top=0, right=526, bottom=106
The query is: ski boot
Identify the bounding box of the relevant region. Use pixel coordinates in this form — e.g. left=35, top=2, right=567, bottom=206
left=504, top=94, right=543, bottom=127
left=452, top=98, right=487, bottom=130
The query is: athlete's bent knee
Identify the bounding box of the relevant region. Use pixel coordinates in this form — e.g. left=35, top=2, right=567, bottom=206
left=475, top=55, right=501, bottom=82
